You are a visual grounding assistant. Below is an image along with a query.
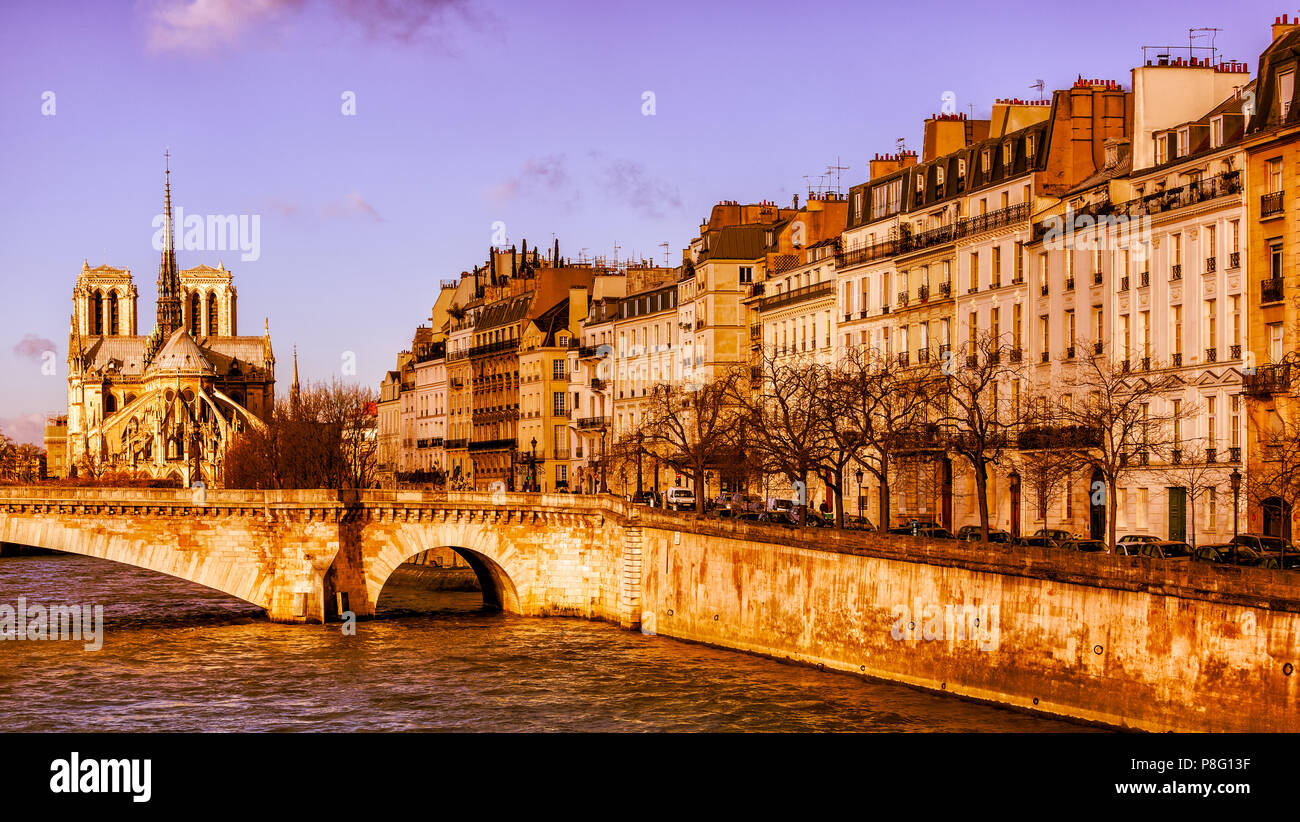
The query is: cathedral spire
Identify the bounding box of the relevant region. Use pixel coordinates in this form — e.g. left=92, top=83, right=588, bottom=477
left=290, top=344, right=301, bottom=411
left=155, top=149, right=183, bottom=338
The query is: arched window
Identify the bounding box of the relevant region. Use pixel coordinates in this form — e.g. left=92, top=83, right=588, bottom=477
left=207, top=292, right=218, bottom=336
left=189, top=292, right=201, bottom=335
left=92, top=291, right=104, bottom=335
left=103, top=392, right=117, bottom=414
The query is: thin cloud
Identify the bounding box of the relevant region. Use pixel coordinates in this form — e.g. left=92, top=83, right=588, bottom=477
left=144, top=0, right=304, bottom=53
left=0, top=413, right=47, bottom=447
left=322, top=191, right=385, bottom=221
left=143, top=0, right=486, bottom=54
left=597, top=157, right=683, bottom=219
left=13, top=334, right=56, bottom=362
left=489, top=155, right=577, bottom=208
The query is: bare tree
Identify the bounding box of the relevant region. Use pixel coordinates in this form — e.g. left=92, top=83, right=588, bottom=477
left=1155, top=439, right=1227, bottom=548
left=1247, top=402, right=1300, bottom=540
left=641, top=369, right=744, bottom=514
left=822, top=344, right=936, bottom=530
left=1054, top=348, right=1185, bottom=551
left=730, top=349, right=827, bottom=523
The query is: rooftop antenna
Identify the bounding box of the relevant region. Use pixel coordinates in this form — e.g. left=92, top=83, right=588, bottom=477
left=896, top=137, right=907, bottom=155
left=1190, top=27, right=1222, bottom=63
left=658, top=242, right=670, bottom=266
left=613, top=241, right=621, bottom=265
left=826, top=156, right=849, bottom=197
left=1030, top=79, right=1045, bottom=102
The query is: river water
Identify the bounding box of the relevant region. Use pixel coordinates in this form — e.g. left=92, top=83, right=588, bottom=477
left=0, top=554, right=1094, bottom=732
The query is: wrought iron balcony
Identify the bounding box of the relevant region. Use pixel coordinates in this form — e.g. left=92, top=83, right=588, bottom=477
left=918, top=284, right=930, bottom=301
left=1172, top=449, right=1183, bottom=465
left=1009, top=348, right=1023, bottom=363
left=1229, top=446, right=1241, bottom=463
left=1170, top=264, right=1182, bottom=281
left=1262, top=191, right=1284, bottom=218
left=1093, top=341, right=1104, bottom=355
left=1139, top=271, right=1150, bottom=288
left=590, top=377, right=607, bottom=390
left=1263, top=278, right=1285, bottom=303
left=1229, top=251, right=1241, bottom=270
left=1172, top=352, right=1183, bottom=367
left=576, top=416, right=609, bottom=430
left=1093, top=271, right=1103, bottom=285
left=1065, top=277, right=1075, bottom=291
left=1206, top=447, right=1217, bottom=464
left=938, top=281, right=952, bottom=297
left=1119, top=276, right=1130, bottom=291
left=1040, top=284, right=1049, bottom=296
left=897, top=351, right=910, bottom=367
left=1245, top=363, right=1291, bottom=396
left=916, top=348, right=930, bottom=363
left=758, top=281, right=834, bottom=312
left=1205, top=256, right=1216, bottom=274
left=1205, top=347, right=1217, bottom=363
left=1065, top=346, right=1076, bottom=359
left=1230, top=344, right=1241, bottom=360
left=1040, top=351, right=1050, bottom=363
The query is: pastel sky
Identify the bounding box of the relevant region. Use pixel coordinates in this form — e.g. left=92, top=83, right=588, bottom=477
left=0, top=0, right=1285, bottom=444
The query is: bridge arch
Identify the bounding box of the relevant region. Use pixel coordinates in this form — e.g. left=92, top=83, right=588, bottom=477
left=0, top=515, right=279, bottom=614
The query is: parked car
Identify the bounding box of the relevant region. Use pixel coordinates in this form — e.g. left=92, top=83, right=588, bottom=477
left=955, top=525, right=981, bottom=540
left=665, top=487, right=696, bottom=511
left=767, top=498, right=795, bottom=515
left=888, top=522, right=953, bottom=539
left=1034, top=528, right=1081, bottom=542
left=1139, top=541, right=1193, bottom=562
left=958, top=529, right=1012, bottom=543
left=1229, top=534, right=1300, bottom=569
left=631, top=490, right=660, bottom=508
left=1015, top=535, right=1060, bottom=549
left=1061, top=538, right=1108, bottom=553
left=844, top=516, right=875, bottom=531
left=1193, top=543, right=1279, bottom=568
left=1113, top=541, right=1146, bottom=556
left=1118, top=534, right=1162, bottom=545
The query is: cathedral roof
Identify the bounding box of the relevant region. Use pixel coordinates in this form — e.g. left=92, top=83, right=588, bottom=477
left=82, top=337, right=148, bottom=376
left=146, top=327, right=216, bottom=375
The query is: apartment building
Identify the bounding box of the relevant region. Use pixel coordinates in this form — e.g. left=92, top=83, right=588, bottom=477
left=1243, top=15, right=1300, bottom=539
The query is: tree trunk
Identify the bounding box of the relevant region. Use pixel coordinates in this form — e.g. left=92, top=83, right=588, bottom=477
left=833, top=465, right=846, bottom=529
left=1107, top=475, right=1119, bottom=553
left=975, top=460, right=990, bottom=541
left=695, top=468, right=706, bottom=514
left=879, top=476, right=891, bottom=532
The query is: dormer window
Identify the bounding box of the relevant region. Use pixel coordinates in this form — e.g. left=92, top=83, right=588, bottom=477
left=958, top=158, right=967, bottom=177
left=936, top=166, right=946, bottom=186
left=1025, top=135, right=1036, bottom=158
left=1176, top=127, right=1190, bottom=158
left=1002, top=142, right=1012, bottom=166
left=981, top=149, right=991, bottom=172
left=1155, top=135, right=1168, bottom=165
left=1280, top=70, right=1295, bottom=118
left=916, top=173, right=925, bottom=192
left=1210, top=116, right=1225, bottom=149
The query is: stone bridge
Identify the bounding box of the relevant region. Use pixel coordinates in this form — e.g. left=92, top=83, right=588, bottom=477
left=3, top=485, right=1300, bottom=732
left=0, top=488, right=645, bottom=625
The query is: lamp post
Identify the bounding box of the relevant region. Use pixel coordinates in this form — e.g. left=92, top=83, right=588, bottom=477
left=530, top=436, right=538, bottom=492
left=855, top=468, right=864, bottom=521
left=1230, top=468, right=1242, bottom=538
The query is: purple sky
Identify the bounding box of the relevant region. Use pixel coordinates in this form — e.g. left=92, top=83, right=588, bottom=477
left=0, top=0, right=1285, bottom=444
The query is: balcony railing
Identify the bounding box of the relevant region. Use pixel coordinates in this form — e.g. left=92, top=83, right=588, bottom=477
left=1065, top=277, right=1075, bottom=291
left=1119, top=276, right=1130, bottom=291
left=758, top=280, right=834, bottom=312
left=1205, top=256, right=1216, bottom=274
left=444, top=438, right=469, bottom=450
left=1206, top=447, right=1217, bottom=464
left=1065, top=346, right=1076, bottom=359
left=1229, top=251, right=1241, bottom=270
left=1205, top=347, right=1217, bottom=363
left=1093, top=271, right=1103, bottom=285
left=468, top=438, right=516, bottom=452
left=835, top=203, right=1029, bottom=269
left=1170, top=264, right=1182, bottom=281
left=1039, top=284, right=1049, bottom=296
left=751, top=323, right=762, bottom=339
left=1245, top=364, right=1291, bottom=396
left=918, top=284, right=930, bottom=301
left=1229, top=446, right=1241, bottom=463
left=1263, top=278, right=1285, bottom=303
left=898, top=291, right=910, bottom=307
left=1230, top=344, right=1242, bottom=360
left=897, top=351, right=910, bottom=367
left=1139, top=271, right=1150, bottom=288
left=1040, top=351, right=1050, bottom=363
left=916, top=348, right=930, bottom=363
left=1093, top=341, right=1104, bottom=355
left=938, top=281, right=952, bottom=297
left=1031, top=171, right=1242, bottom=240
left=1008, top=348, right=1023, bottom=363
left=576, top=416, right=609, bottom=430
left=1262, top=191, right=1284, bottom=218
left=590, top=377, right=607, bottom=390
left=1172, top=352, right=1183, bottom=367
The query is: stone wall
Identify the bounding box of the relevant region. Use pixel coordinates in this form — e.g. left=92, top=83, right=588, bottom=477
left=637, top=512, right=1300, bottom=732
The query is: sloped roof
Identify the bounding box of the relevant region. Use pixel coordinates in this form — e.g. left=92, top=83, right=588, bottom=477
left=83, top=336, right=148, bottom=376
left=146, top=326, right=215, bottom=375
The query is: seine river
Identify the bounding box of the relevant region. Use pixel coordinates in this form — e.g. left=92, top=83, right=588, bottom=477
left=0, top=553, right=1094, bottom=732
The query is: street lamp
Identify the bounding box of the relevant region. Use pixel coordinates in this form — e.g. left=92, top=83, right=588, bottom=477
left=855, top=468, right=864, bottom=521
left=1230, top=468, right=1242, bottom=538
left=530, top=436, right=538, bottom=492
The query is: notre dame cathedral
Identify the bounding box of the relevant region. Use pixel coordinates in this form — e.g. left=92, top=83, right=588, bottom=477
left=60, top=158, right=276, bottom=486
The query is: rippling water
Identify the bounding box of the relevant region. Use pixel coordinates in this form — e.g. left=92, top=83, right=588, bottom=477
left=0, top=554, right=1094, bottom=732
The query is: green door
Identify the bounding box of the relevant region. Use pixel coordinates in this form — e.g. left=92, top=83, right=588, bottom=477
left=1167, top=487, right=1187, bottom=542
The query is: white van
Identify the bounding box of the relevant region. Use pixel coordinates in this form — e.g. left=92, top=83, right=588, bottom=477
left=666, top=487, right=696, bottom=511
